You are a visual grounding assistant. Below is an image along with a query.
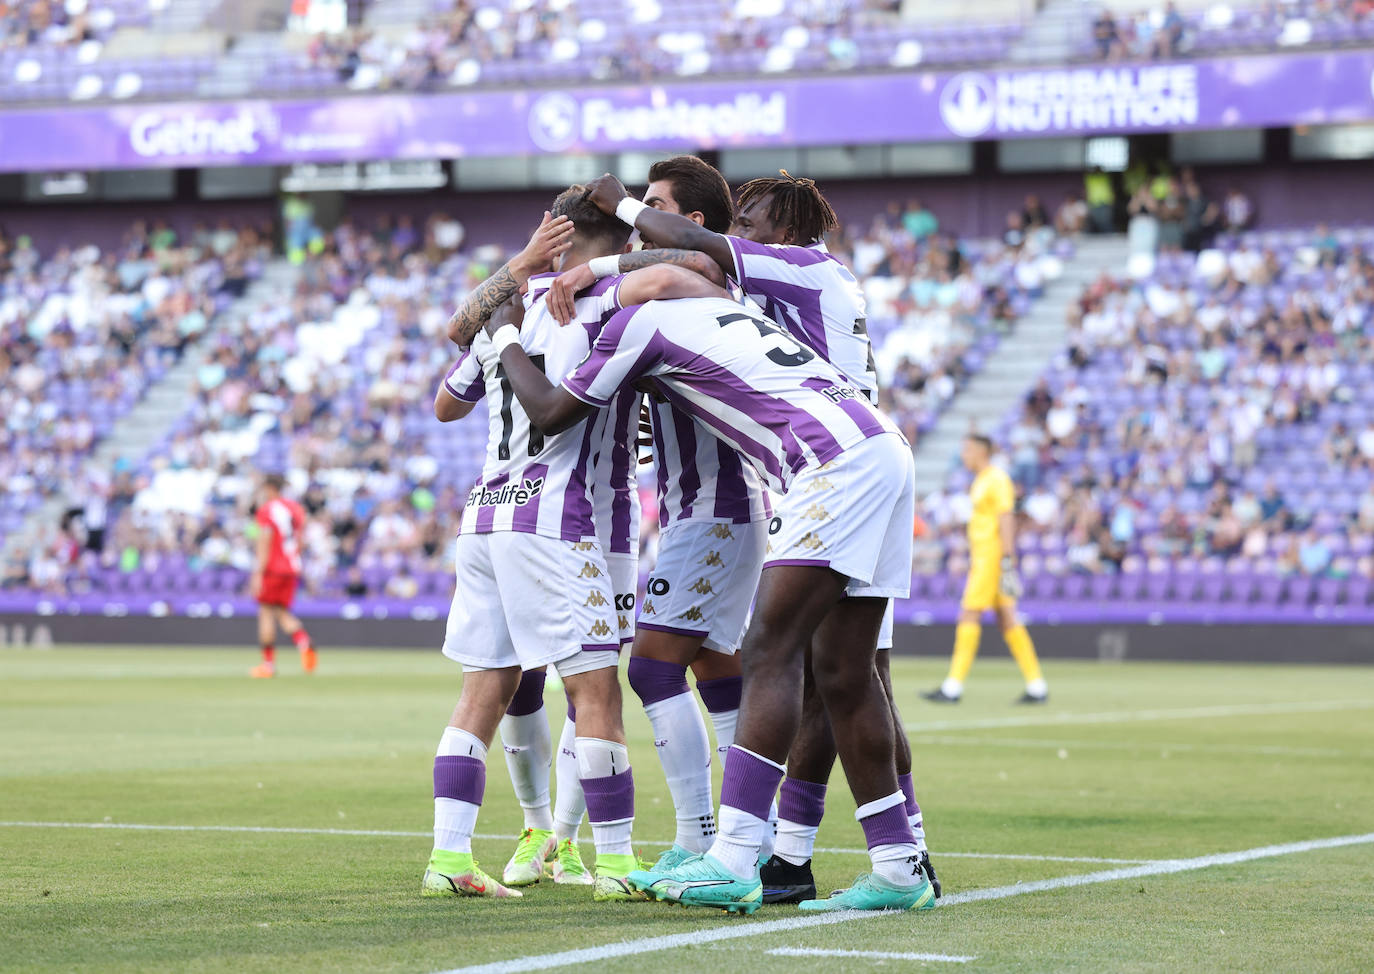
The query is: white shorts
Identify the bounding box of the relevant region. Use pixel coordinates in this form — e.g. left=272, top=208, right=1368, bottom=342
left=639, top=518, right=768, bottom=655
left=442, top=532, right=620, bottom=678
left=606, top=551, right=638, bottom=647
left=765, top=432, right=915, bottom=600
left=878, top=599, right=894, bottom=651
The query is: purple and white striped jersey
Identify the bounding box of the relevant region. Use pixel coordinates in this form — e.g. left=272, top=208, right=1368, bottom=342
left=442, top=274, right=628, bottom=544
left=562, top=296, right=900, bottom=494
left=646, top=396, right=771, bottom=528
left=727, top=238, right=878, bottom=402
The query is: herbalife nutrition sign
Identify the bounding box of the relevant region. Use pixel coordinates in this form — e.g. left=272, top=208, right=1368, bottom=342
left=0, top=51, right=1369, bottom=172
left=938, top=65, right=1200, bottom=139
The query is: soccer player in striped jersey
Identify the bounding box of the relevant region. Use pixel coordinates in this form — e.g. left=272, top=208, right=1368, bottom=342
left=561, top=170, right=938, bottom=901
left=549, top=157, right=772, bottom=873
left=487, top=274, right=931, bottom=914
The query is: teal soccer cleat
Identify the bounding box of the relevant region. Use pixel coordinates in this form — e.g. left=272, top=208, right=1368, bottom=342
left=629, top=853, right=763, bottom=914
left=798, top=872, right=936, bottom=912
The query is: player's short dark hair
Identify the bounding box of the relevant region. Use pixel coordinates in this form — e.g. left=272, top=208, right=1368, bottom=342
left=735, top=170, right=839, bottom=245
left=263, top=473, right=286, bottom=491
left=965, top=434, right=994, bottom=452
left=552, top=185, right=633, bottom=250
left=646, top=156, right=734, bottom=233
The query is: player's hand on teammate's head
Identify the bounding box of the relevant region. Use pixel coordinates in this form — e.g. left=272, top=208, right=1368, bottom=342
left=547, top=263, right=596, bottom=326
left=483, top=294, right=526, bottom=338
left=583, top=174, right=629, bottom=215
left=515, top=210, right=576, bottom=275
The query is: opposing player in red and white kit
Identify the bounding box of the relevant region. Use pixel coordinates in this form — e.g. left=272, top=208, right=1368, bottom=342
left=249, top=474, right=317, bottom=678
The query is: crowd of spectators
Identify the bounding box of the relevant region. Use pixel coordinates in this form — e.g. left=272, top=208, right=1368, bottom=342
left=1090, top=0, right=1374, bottom=61
left=0, top=219, right=269, bottom=589
left=920, top=222, right=1374, bottom=588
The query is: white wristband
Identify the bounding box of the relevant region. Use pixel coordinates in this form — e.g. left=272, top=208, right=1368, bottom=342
left=614, top=197, right=649, bottom=227
left=587, top=254, right=622, bottom=279
left=490, top=324, right=521, bottom=356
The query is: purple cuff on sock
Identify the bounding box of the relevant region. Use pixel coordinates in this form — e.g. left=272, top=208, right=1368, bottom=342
left=627, top=656, right=689, bottom=706
left=695, top=674, right=742, bottom=714
left=433, top=755, right=485, bottom=805
left=505, top=669, right=547, bottom=716
left=720, top=746, right=785, bottom=821
left=778, top=778, right=828, bottom=828
left=898, top=772, right=919, bottom=818
left=859, top=802, right=915, bottom=849
left=581, top=768, right=635, bottom=824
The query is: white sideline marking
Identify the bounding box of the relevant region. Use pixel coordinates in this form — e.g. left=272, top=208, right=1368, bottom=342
left=904, top=699, right=1374, bottom=734
left=0, top=822, right=1149, bottom=864
left=767, top=947, right=975, bottom=963
left=913, top=733, right=1356, bottom=759
left=434, top=832, right=1374, bottom=974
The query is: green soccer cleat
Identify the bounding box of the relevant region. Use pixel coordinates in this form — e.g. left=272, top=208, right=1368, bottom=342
left=547, top=837, right=594, bottom=885
left=502, top=828, right=556, bottom=887
left=592, top=852, right=646, bottom=902
left=630, top=853, right=763, bottom=914
left=422, top=851, right=522, bottom=899
left=798, top=872, right=935, bottom=913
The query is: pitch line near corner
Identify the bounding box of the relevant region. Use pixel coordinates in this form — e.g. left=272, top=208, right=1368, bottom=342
left=903, top=698, right=1374, bottom=734
left=767, top=947, right=975, bottom=963
left=0, top=821, right=1148, bottom=863
left=434, top=832, right=1374, bottom=974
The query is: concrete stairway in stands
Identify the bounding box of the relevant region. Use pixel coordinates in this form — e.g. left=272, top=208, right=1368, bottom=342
left=911, top=234, right=1131, bottom=494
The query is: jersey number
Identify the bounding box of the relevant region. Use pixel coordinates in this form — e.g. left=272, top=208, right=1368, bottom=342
left=495, top=354, right=546, bottom=460
left=715, top=312, right=814, bottom=367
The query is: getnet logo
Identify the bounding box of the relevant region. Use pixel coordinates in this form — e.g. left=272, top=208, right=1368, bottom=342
left=127, top=107, right=277, bottom=159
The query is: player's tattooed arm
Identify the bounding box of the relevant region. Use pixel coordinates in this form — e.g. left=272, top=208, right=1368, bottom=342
left=446, top=211, right=575, bottom=348
left=484, top=298, right=594, bottom=435
left=584, top=174, right=736, bottom=280
left=615, top=264, right=731, bottom=308
left=547, top=250, right=726, bottom=325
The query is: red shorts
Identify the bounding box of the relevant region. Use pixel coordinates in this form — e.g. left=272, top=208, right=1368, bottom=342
left=257, top=572, right=299, bottom=608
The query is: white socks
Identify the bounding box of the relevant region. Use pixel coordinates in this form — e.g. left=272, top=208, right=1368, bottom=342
left=576, top=737, right=635, bottom=857
left=499, top=710, right=554, bottom=831
left=870, top=843, right=924, bottom=886
left=433, top=728, right=487, bottom=855
left=775, top=816, right=818, bottom=866
left=644, top=692, right=716, bottom=853
left=553, top=715, right=584, bottom=842
left=941, top=677, right=964, bottom=699
left=708, top=707, right=738, bottom=755
left=711, top=805, right=771, bottom=880
left=438, top=727, right=486, bottom=758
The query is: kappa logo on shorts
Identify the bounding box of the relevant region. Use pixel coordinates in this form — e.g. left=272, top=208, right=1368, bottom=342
left=708, top=524, right=735, bottom=540
left=571, top=541, right=597, bottom=551
left=642, top=599, right=657, bottom=615
left=466, top=477, right=544, bottom=508
left=804, top=476, right=836, bottom=493
left=584, top=591, right=609, bottom=607
left=619, top=614, right=631, bottom=631
left=578, top=561, right=603, bottom=578
left=586, top=620, right=614, bottom=638
left=700, top=551, right=725, bottom=567
left=797, top=531, right=825, bottom=551
left=689, top=577, right=714, bottom=595
left=647, top=578, right=670, bottom=596
left=801, top=503, right=831, bottom=521
left=614, top=593, right=636, bottom=611
left=677, top=607, right=705, bottom=622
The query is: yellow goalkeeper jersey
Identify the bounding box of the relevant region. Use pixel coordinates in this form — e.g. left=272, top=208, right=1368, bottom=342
left=967, top=465, right=1014, bottom=559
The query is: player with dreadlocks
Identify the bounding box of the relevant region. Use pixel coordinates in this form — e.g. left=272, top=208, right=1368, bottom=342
left=567, top=169, right=940, bottom=906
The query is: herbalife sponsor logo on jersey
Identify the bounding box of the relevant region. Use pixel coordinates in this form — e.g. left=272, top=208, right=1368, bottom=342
left=939, top=65, right=1199, bottom=139
left=529, top=91, right=786, bottom=151
left=467, top=477, right=544, bottom=508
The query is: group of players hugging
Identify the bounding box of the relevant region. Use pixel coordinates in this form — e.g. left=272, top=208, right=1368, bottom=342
left=423, top=156, right=940, bottom=915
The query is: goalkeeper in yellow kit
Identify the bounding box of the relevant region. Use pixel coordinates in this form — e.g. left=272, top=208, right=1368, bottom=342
left=922, top=434, right=1048, bottom=704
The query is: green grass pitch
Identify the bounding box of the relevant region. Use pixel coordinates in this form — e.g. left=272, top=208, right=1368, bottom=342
left=2, top=647, right=1372, bottom=973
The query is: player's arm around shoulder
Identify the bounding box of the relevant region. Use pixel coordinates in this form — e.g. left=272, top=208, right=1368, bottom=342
left=484, top=296, right=594, bottom=436
left=584, top=173, right=736, bottom=279
left=615, top=263, right=732, bottom=307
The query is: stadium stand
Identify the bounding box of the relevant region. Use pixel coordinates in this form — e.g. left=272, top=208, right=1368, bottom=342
left=0, top=220, right=267, bottom=579
left=917, top=221, right=1374, bottom=618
